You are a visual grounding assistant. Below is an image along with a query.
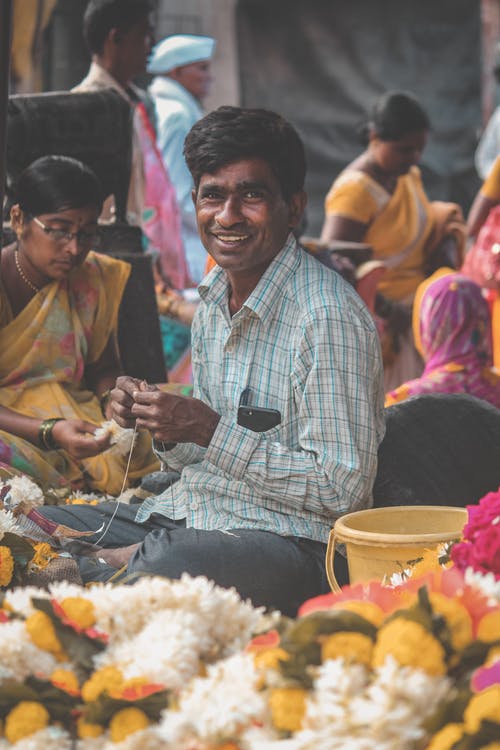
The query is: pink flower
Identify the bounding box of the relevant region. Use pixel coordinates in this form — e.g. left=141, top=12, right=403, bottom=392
left=472, top=525, right=500, bottom=576
left=472, top=660, right=500, bottom=692
left=451, top=541, right=476, bottom=572
left=463, top=489, right=500, bottom=540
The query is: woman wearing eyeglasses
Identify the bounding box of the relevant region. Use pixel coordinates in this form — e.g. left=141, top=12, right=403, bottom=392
left=0, top=155, right=158, bottom=496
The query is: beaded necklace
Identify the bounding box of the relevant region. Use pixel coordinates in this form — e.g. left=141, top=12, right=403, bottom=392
left=14, top=249, right=40, bottom=293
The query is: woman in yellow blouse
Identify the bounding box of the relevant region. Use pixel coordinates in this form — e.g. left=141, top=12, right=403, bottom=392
left=321, top=91, right=461, bottom=390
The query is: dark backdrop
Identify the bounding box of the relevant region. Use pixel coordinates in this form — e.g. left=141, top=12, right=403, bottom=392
left=237, top=0, right=483, bottom=235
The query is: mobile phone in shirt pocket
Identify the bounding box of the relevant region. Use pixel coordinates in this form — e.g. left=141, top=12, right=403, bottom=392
left=237, top=405, right=281, bottom=432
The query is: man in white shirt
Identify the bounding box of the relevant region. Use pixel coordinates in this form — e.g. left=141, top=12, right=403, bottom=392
left=147, top=34, right=216, bottom=284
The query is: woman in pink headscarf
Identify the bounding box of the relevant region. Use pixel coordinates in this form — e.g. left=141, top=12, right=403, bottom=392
left=385, top=270, right=500, bottom=408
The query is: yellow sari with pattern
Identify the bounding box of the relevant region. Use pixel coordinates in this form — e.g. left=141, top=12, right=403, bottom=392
left=0, top=251, right=158, bottom=495
left=325, top=166, right=434, bottom=301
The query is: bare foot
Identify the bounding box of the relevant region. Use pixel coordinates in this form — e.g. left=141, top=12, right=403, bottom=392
left=97, top=543, right=140, bottom=568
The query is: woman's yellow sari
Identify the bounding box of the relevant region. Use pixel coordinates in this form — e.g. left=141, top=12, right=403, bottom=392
left=0, top=251, right=158, bottom=495
left=325, top=165, right=434, bottom=301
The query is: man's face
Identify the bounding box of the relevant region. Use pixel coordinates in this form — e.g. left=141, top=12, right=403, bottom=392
left=194, top=158, right=305, bottom=275
left=173, top=60, right=212, bottom=100
left=115, top=15, right=154, bottom=79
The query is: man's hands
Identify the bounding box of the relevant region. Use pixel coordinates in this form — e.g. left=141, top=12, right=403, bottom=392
left=110, top=376, right=220, bottom=448
left=51, top=419, right=111, bottom=458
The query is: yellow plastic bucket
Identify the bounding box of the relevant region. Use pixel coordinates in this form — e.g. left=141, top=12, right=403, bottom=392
left=326, top=505, right=467, bottom=592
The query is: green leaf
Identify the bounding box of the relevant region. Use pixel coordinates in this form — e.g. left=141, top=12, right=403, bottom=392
left=32, top=598, right=106, bottom=673
left=284, top=610, right=377, bottom=647
left=25, top=677, right=79, bottom=726
left=2, top=532, right=35, bottom=567
left=83, top=690, right=170, bottom=725
left=0, top=681, right=39, bottom=717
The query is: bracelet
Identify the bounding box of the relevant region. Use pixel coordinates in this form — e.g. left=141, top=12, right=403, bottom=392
left=99, top=388, right=112, bottom=414
left=38, top=418, right=64, bottom=451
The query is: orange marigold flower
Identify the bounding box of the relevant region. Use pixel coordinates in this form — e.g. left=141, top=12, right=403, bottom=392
left=30, top=543, right=58, bottom=569
left=76, top=717, right=104, bottom=738
left=109, top=707, right=149, bottom=743
left=477, top=612, right=500, bottom=644
left=464, top=686, right=500, bottom=733
left=82, top=666, right=123, bottom=703
left=373, top=618, right=447, bottom=676
left=425, top=722, right=464, bottom=750
left=58, top=597, right=96, bottom=630
left=4, top=701, right=50, bottom=743
left=429, top=593, right=473, bottom=651
left=50, top=668, right=80, bottom=696
left=269, top=687, right=307, bottom=732
left=321, top=632, right=373, bottom=667
left=0, top=546, right=14, bottom=587
left=25, top=611, right=66, bottom=659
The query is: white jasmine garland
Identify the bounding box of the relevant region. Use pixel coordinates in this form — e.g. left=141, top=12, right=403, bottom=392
left=0, top=620, right=59, bottom=683
left=94, top=420, right=136, bottom=456
left=158, top=653, right=267, bottom=746
left=100, top=728, right=167, bottom=750
left=0, top=508, right=20, bottom=540
left=464, top=566, right=500, bottom=603
left=1, top=476, right=44, bottom=511
left=1, top=727, right=72, bottom=750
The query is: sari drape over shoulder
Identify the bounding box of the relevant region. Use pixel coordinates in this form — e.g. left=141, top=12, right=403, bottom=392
left=0, top=251, right=158, bottom=495
left=325, top=166, right=434, bottom=302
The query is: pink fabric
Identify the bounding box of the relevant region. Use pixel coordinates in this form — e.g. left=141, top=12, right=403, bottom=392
left=135, top=103, right=191, bottom=290
left=386, top=273, right=500, bottom=408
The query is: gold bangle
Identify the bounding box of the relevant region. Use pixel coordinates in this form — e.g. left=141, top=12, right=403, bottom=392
left=38, top=418, right=64, bottom=450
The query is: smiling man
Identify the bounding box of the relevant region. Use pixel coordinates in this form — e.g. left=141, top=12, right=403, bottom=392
left=36, top=107, right=385, bottom=616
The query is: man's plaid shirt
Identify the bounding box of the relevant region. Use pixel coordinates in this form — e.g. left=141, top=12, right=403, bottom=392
left=136, top=236, right=385, bottom=544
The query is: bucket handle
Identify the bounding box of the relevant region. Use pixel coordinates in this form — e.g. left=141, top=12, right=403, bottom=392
left=325, top=527, right=342, bottom=592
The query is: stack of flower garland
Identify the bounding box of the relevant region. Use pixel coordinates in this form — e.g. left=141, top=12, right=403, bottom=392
left=0, top=489, right=497, bottom=749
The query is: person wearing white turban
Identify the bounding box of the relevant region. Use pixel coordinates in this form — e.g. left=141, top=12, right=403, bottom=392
left=148, top=34, right=216, bottom=284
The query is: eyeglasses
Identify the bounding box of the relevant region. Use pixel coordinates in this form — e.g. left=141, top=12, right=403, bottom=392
left=32, top=216, right=100, bottom=249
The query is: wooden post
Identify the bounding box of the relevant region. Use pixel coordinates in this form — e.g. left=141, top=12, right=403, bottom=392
left=0, top=0, right=14, bottom=247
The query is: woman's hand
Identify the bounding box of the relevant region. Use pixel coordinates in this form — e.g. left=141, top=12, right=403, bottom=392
left=51, top=419, right=111, bottom=459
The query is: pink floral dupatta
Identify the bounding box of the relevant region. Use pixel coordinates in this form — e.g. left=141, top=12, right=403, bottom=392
left=385, top=271, right=500, bottom=408
left=135, top=103, right=191, bottom=290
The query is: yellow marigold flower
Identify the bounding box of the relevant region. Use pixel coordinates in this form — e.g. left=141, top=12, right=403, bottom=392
left=254, top=647, right=290, bottom=671
left=464, top=686, right=500, bottom=733
left=25, top=611, right=65, bottom=658
left=51, top=668, right=80, bottom=695
left=429, top=593, right=473, bottom=651
left=82, top=666, right=123, bottom=703
left=5, top=701, right=50, bottom=743
left=59, top=597, right=96, bottom=629
left=425, top=723, right=464, bottom=750
left=269, top=687, right=307, bottom=732
left=373, top=618, right=446, bottom=676
left=0, top=546, right=14, bottom=587
left=480, top=745, right=500, bottom=750
left=478, top=612, right=500, bottom=644
left=321, top=632, right=373, bottom=666
left=31, top=543, right=58, bottom=569
left=109, top=707, right=149, bottom=743
left=332, top=600, right=385, bottom=627
left=76, top=717, right=104, bottom=738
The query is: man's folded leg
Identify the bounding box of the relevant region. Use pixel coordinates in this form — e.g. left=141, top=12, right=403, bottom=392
left=125, top=526, right=331, bottom=617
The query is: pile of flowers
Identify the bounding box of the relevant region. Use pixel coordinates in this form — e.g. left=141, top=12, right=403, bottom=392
left=0, top=574, right=266, bottom=749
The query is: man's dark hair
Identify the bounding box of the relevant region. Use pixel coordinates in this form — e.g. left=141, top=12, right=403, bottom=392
left=184, top=106, right=306, bottom=200
left=83, top=0, right=154, bottom=54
